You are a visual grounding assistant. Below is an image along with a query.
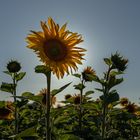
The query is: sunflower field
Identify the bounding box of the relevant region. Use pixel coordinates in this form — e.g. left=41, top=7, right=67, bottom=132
left=0, top=18, right=140, bottom=140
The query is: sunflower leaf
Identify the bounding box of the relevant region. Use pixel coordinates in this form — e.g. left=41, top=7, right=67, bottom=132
left=35, top=65, right=51, bottom=76
left=72, top=73, right=81, bottom=78
left=9, top=125, right=38, bottom=139
left=85, top=90, right=94, bottom=96
left=21, top=92, right=42, bottom=103
left=3, top=71, right=12, bottom=76
left=0, top=82, right=15, bottom=94
left=51, top=82, right=72, bottom=96
left=15, top=72, right=26, bottom=82
left=104, top=58, right=112, bottom=66
left=74, top=83, right=85, bottom=90
left=0, top=101, right=6, bottom=108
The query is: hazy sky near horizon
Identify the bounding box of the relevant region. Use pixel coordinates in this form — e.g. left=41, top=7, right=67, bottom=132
left=0, top=0, right=140, bottom=103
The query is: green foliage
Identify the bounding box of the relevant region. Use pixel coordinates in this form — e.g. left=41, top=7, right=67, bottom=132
left=74, top=83, right=85, bottom=90
left=51, top=82, right=72, bottom=96
left=15, top=72, right=26, bottom=82
left=1, top=53, right=140, bottom=140
left=0, top=82, right=15, bottom=93
left=104, top=58, right=112, bottom=66
left=35, top=65, right=51, bottom=76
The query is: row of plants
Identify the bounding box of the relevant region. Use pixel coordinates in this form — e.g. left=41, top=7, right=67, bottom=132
left=0, top=17, right=140, bottom=140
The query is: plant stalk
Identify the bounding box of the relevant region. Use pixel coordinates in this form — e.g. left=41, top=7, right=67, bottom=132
left=46, top=71, right=51, bottom=140
left=79, top=79, right=84, bottom=138
left=13, top=73, right=18, bottom=135
left=102, top=67, right=111, bottom=140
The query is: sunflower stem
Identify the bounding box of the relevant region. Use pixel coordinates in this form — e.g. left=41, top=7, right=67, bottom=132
left=79, top=79, right=84, bottom=138
left=101, top=66, right=111, bottom=140
left=46, top=71, right=51, bottom=140
left=13, top=73, right=18, bottom=135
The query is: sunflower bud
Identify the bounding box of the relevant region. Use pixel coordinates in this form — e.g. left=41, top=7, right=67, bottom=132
left=111, top=52, right=128, bottom=72
left=7, top=60, right=21, bottom=73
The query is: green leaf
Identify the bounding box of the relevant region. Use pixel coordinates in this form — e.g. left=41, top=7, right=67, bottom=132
left=74, top=83, right=85, bottom=90
left=22, top=92, right=34, bottom=97
left=0, top=82, right=15, bottom=93
left=72, top=73, right=81, bottom=78
left=22, top=92, right=42, bottom=103
left=0, top=101, right=6, bottom=108
left=104, top=58, right=112, bottom=66
left=110, top=71, right=124, bottom=76
left=3, top=71, right=12, bottom=76
left=10, top=126, right=38, bottom=139
left=15, top=72, right=26, bottom=81
left=100, top=90, right=119, bottom=104
left=51, top=82, right=72, bottom=96
left=95, top=88, right=104, bottom=92
left=35, top=65, right=51, bottom=76
left=86, top=74, right=102, bottom=83
left=108, top=77, right=123, bottom=90
left=85, top=90, right=94, bottom=96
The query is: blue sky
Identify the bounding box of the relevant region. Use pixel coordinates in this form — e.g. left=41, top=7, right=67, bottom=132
left=0, top=0, right=140, bottom=104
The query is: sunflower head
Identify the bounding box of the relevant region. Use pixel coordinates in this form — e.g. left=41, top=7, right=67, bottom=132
left=125, top=102, right=137, bottom=113
left=73, top=94, right=81, bottom=105
left=7, top=60, right=21, bottom=73
left=82, top=66, right=96, bottom=82
left=0, top=108, right=14, bottom=120
left=37, top=88, right=56, bottom=106
left=26, top=17, right=86, bottom=79
left=111, top=52, right=128, bottom=72
left=120, top=97, right=129, bottom=107
left=65, top=94, right=72, bottom=100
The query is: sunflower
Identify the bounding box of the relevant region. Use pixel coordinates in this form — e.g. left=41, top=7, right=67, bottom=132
left=0, top=108, right=14, bottom=120
left=125, top=102, right=137, bottom=113
left=36, top=88, right=56, bottom=106
left=73, top=94, right=81, bottom=105
left=82, top=66, right=96, bottom=82
left=26, top=17, right=86, bottom=78
left=120, top=97, right=129, bottom=107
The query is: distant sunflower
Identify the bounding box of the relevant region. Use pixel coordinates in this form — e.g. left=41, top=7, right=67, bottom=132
left=26, top=17, right=86, bottom=78
left=0, top=101, right=14, bottom=120
left=0, top=108, right=14, bottom=120
left=82, top=66, right=96, bottom=82
left=37, top=88, right=56, bottom=106
left=120, top=97, right=129, bottom=107
left=125, top=102, right=137, bottom=113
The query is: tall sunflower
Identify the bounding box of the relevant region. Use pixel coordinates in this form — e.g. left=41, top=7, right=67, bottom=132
left=26, top=17, right=86, bottom=78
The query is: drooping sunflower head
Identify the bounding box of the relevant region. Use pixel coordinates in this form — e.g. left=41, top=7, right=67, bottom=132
left=26, top=17, right=86, bottom=79
left=82, top=66, right=96, bottom=82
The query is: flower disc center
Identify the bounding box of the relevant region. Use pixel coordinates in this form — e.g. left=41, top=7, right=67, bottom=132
left=44, top=39, right=67, bottom=61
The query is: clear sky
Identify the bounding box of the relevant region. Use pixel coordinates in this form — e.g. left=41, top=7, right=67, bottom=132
left=0, top=0, right=140, bottom=104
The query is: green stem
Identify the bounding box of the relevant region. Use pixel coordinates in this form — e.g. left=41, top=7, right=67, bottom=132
left=46, top=71, right=51, bottom=140
left=102, top=67, right=111, bottom=140
left=13, top=73, right=18, bottom=135
left=79, top=79, right=84, bottom=137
